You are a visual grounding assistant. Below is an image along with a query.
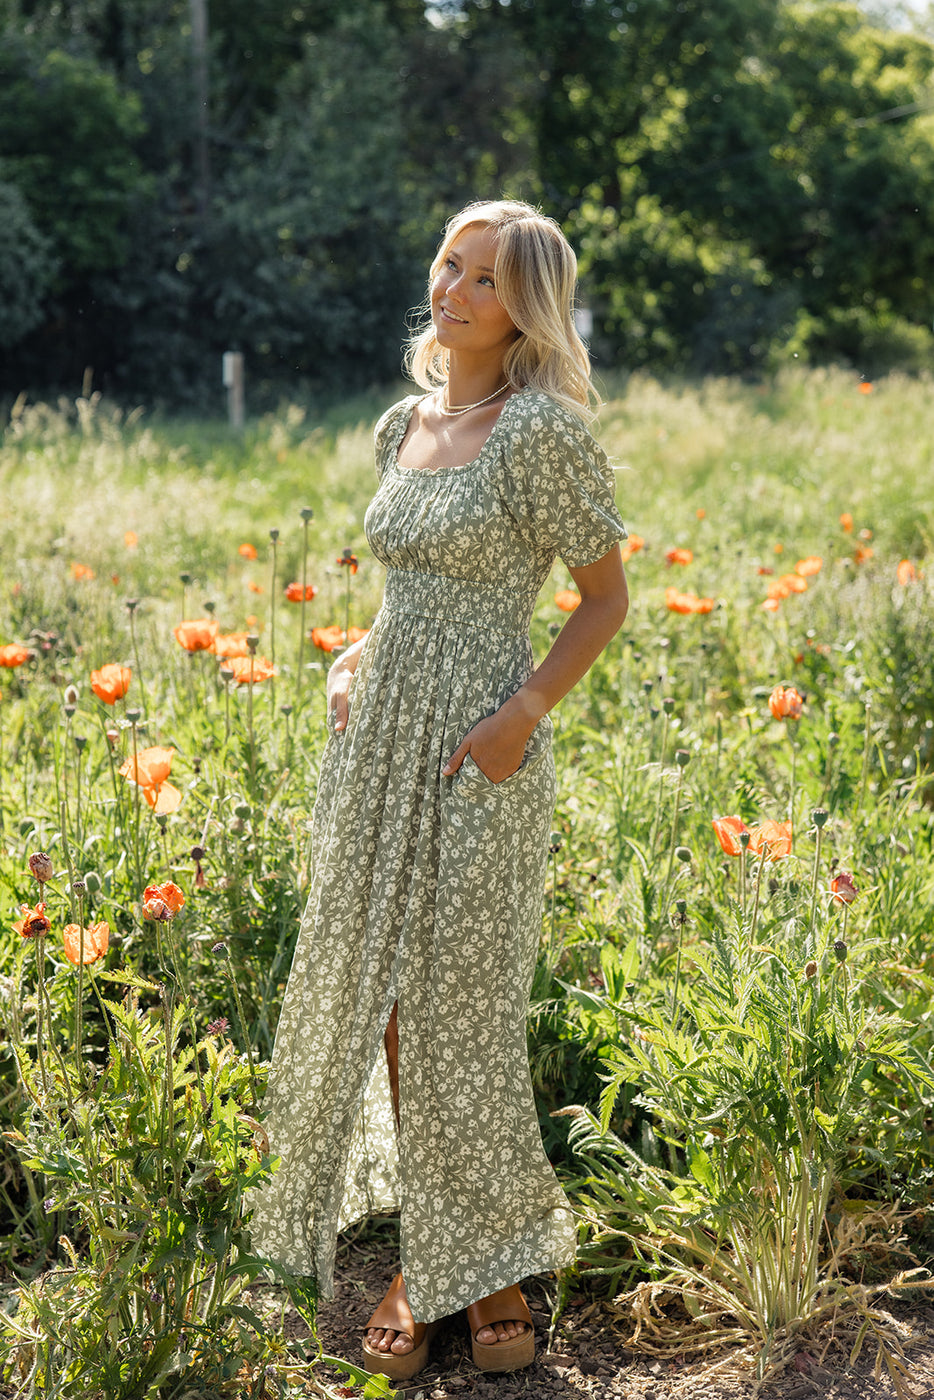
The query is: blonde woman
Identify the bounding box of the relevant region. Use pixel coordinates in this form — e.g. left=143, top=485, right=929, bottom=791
left=250, top=200, right=629, bottom=1380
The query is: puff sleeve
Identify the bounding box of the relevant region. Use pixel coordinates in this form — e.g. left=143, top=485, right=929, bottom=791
left=498, top=392, right=627, bottom=567
left=373, top=397, right=418, bottom=481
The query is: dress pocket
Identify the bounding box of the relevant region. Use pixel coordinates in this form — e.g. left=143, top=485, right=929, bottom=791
left=455, top=715, right=554, bottom=800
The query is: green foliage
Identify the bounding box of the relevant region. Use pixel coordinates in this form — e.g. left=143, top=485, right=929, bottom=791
left=0, top=182, right=58, bottom=350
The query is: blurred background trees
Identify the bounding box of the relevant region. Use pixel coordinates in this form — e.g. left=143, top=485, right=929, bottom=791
left=1, top=0, right=932, bottom=406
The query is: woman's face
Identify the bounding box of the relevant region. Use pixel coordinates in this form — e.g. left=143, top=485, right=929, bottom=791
left=430, top=224, right=518, bottom=363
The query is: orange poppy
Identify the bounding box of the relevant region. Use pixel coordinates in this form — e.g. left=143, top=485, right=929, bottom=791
left=795, top=556, right=822, bottom=577
left=769, top=685, right=804, bottom=720
left=859, top=527, right=873, bottom=541
left=142, top=881, right=185, bottom=921
left=13, top=902, right=51, bottom=938
left=338, top=551, right=359, bottom=574
left=0, top=643, right=30, bottom=667
left=749, top=820, right=793, bottom=859
left=853, top=545, right=874, bottom=565
left=757, top=566, right=774, bottom=576
left=830, top=871, right=859, bottom=905
left=248, top=581, right=263, bottom=594
left=285, top=582, right=317, bottom=603
left=238, top=542, right=258, bottom=560
left=226, top=655, right=276, bottom=684
left=857, top=382, right=873, bottom=394
left=119, top=746, right=182, bottom=814
left=696, top=508, right=706, bottom=520
left=174, top=618, right=219, bottom=652
left=90, top=663, right=132, bottom=704
left=70, top=562, right=95, bottom=581
left=213, top=632, right=251, bottom=659
left=780, top=573, right=808, bottom=594
left=665, top=547, right=693, bottom=567
left=761, top=597, right=781, bottom=612
left=839, top=512, right=854, bottom=533
left=124, top=530, right=138, bottom=549
left=665, top=587, right=715, bottom=615
left=712, top=815, right=749, bottom=857
left=619, top=534, right=645, bottom=562
left=897, top=560, right=919, bottom=585
left=311, top=625, right=369, bottom=653
left=62, top=920, right=110, bottom=965
left=554, top=589, right=581, bottom=612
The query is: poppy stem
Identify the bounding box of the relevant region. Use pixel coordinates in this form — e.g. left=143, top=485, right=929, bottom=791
left=859, top=699, right=872, bottom=809
left=809, top=824, right=823, bottom=934
left=33, top=938, right=50, bottom=1097
left=298, top=513, right=311, bottom=692
left=74, top=897, right=86, bottom=1088
left=221, top=957, right=259, bottom=1111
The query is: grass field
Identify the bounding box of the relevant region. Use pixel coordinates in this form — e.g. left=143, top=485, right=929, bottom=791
left=1, top=367, right=933, bottom=1397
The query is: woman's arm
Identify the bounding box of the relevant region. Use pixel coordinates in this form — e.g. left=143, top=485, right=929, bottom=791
left=327, top=634, right=369, bottom=731
left=443, top=545, right=629, bottom=783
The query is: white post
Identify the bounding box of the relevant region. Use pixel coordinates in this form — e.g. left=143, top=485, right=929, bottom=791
left=222, top=351, right=245, bottom=429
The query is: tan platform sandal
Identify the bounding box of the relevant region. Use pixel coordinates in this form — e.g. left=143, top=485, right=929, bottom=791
left=466, top=1284, right=535, bottom=1373
left=361, top=1273, right=439, bottom=1381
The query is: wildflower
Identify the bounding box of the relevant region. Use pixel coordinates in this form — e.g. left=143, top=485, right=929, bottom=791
left=62, top=921, right=110, bottom=965
left=226, top=655, right=276, bottom=684
left=859, top=527, right=873, bottom=541
left=712, top=815, right=750, bottom=857
left=619, top=533, right=645, bottom=562
left=839, top=512, right=854, bottom=533
left=853, top=545, right=874, bottom=565
left=119, top=746, right=183, bottom=814
left=312, top=625, right=347, bottom=653
left=13, top=902, right=50, bottom=938
left=338, top=550, right=359, bottom=574
left=90, top=663, right=132, bottom=704
left=554, top=589, right=581, bottom=612
left=777, top=573, right=807, bottom=595
left=70, top=562, right=95, bottom=581
left=757, top=566, right=774, bottom=576
left=105, top=728, right=120, bottom=749
left=207, top=1016, right=230, bottom=1035
left=831, top=870, right=859, bottom=905
left=858, top=381, right=873, bottom=394
left=897, top=560, right=919, bottom=585
left=142, top=881, right=185, bottom=921
left=28, top=852, right=54, bottom=883
left=665, top=547, right=693, bottom=567
left=0, top=644, right=30, bottom=668
left=761, top=597, right=781, bottom=612
left=213, top=632, right=251, bottom=659
left=795, top=556, right=822, bottom=577
left=248, top=580, right=263, bottom=593
left=238, top=542, right=258, bottom=560
left=665, top=587, right=714, bottom=615
left=174, top=618, right=219, bottom=652
left=696, top=508, right=706, bottom=520
left=285, top=582, right=317, bottom=602
left=769, top=685, right=804, bottom=720
left=749, top=820, right=793, bottom=859
left=124, top=531, right=138, bottom=548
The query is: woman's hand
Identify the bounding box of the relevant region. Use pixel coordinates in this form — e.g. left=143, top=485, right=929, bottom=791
left=326, top=635, right=367, bottom=731
left=442, top=695, right=539, bottom=784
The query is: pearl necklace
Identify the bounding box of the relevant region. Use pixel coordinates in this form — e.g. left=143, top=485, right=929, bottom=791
left=436, top=382, right=509, bottom=417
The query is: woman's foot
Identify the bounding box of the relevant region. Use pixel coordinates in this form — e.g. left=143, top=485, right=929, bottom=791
left=466, top=1284, right=535, bottom=1373
left=361, top=1274, right=436, bottom=1379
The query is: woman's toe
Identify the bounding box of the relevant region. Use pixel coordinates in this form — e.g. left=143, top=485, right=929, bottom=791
left=390, top=1331, right=415, bottom=1355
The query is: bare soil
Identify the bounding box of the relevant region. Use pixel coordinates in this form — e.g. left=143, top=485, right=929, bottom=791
left=296, top=1229, right=934, bottom=1400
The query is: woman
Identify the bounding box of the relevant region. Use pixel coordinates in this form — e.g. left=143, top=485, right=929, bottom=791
left=249, top=199, right=629, bottom=1380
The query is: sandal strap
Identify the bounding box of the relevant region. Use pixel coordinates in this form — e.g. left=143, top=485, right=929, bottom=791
left=366, top=1273, right=418, bottom=1338
left=466, top=1284, right=532, bottom=1334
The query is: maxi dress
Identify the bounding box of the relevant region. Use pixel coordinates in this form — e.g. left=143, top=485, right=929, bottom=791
left=249, top=388, right=627, bottom=1323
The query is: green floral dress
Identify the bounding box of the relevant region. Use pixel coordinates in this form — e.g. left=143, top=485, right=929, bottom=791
left=249, top=388, right=627, bottom=1322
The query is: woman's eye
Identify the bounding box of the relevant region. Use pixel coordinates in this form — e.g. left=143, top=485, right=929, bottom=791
left=479, top=276, right=495, bottom=288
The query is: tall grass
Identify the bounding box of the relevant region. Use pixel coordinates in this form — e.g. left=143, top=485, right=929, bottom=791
left=1, top=368, right=932, bottom=1396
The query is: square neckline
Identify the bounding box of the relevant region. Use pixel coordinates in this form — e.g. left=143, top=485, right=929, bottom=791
left=391, top=387, right=530, bottom=477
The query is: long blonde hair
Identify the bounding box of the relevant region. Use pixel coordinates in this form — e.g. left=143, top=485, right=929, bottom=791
left=405, top=200, right=598, bottom=421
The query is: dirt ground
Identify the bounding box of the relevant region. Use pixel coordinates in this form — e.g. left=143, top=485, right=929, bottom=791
left=299, top=1229, right=934, bottom=1400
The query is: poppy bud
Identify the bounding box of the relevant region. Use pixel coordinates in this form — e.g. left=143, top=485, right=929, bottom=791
left=71, top=879, right=86, bottom=897
left=84, top=871, right=102, bottom=893
left=106, top=728, right=120, bottom=748
left=74, top=735, right=87, bottom=753
left=190, top=845, right=206, bottom=861
left=179, top=571, right=192, bottom=585
left=269, top=529, right=280, bottom=543
left=212, top=941, right=229, bottom=960
left=662, top=697, right=675, bottom=714
left=28, top=852, right=54, bottom=883
left=812, top=808, right=829, bottom=829
left=64, top=685, right=79, bottom=707
left=625, top=982, right=637, bottom=998
left=300, top=507, right=314, bottom=522
left=675, top=749, right=690, bottom=768
left=125, top=598, right=140, bottom=613
left=804, top=960, right=818, bottom=979
left=642, top=680, right=653, bottom=694
left=247, top=634, right=259, bottom=654
left=203, top=600, right=216, bottom=615
left=675, top=847, right=692, bottom=864
left=126, top=708, right=142, bottom=723
left=833, top=940, right=848, bottom=963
